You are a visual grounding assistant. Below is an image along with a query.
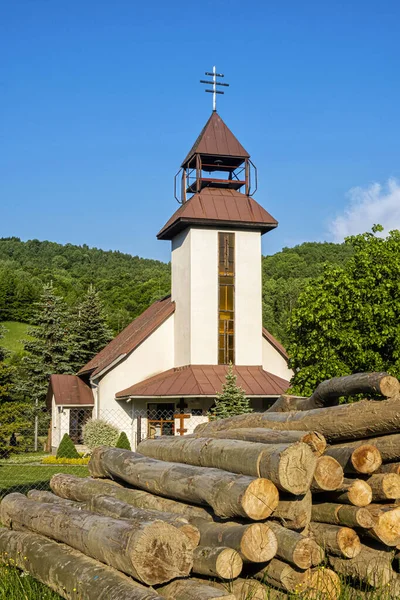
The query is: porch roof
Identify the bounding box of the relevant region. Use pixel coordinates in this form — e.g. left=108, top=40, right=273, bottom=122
left=116, top=365, right=289, bottom=399
left=47, top=375, right=94, bottom=409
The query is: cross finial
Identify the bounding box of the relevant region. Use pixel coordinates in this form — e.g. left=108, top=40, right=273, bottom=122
left=200, top=67, right=229, bottom=112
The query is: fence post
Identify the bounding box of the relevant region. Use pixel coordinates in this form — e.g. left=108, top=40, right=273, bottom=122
left=34, top=398, right=39, bottom=452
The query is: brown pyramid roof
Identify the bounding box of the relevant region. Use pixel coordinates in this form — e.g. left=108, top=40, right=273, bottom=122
left=182, top=112, right=249, bottom=167
left=78, top=295, right=175, bottom=377
left=116, top=365, right=289, bottom=399
left=157, top=188, right=278, bottom=240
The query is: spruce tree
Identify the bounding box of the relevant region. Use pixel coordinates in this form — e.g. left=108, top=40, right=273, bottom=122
left=70, top=285, right=113, bottom=372
left=115, top=431, right=131, bottom=450
left=0, top=325, right=15, bottom=404
left=17, top=283, right=73, bottom=405
left=56, top=433, right=80, bottom=459
left=208, top=363, right=252, bottom=420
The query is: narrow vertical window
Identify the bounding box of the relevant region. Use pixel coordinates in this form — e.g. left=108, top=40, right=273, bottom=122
left=218, top=232, right=235, bottom=364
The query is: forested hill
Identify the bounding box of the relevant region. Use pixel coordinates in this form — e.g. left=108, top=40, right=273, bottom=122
left=0, top=237, right=352, bottom=342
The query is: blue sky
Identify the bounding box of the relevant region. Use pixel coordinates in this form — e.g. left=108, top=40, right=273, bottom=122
left=1, top=1, right=399, bottom=262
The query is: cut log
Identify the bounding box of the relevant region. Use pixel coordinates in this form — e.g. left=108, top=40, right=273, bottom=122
left=192, top=546, right=242, bottom=579
left=50, top=473, right=213, bottom=521
left=158, top=580, right=235, bottom=600
left=138, top=437, right=316, bottom=494
left=189, top=428, right=327, bottom=455
left=88, top=447, right=279, bottom=520
left=366, top=504, right=400, bottom=546
left=307, top=568, right=341, bottom=600
left=271, top=490, right=312, bottom=530
left=333, top=433, right=400, bottom=462
left=194, top=396, right=400, bottom=442
left=325, top=445, right=382, bottom=474
left=189, top=519, right=277, bottom=563
left=252, top=558, right=311, bottom=593
left=0, top=492, right=192, bottom=585
left=377, top=462, right=400, bottom=475
left=328, top=543, right=394, bottom=587
left=311, top=456, right=344, bottom=491
left=365, top=473, right=400, bottom=501
left=308, top=522, right=361, bottom=558
left=267, top=522, right=324, bottom=569
left=266, top=394, right=314, bottom=412
left=0, top=528, right=162, bottom=600
left=27, top=489, right=86, bottom=508
left=208, top=578, right=285, bottom=600
left=322, top=478, right=372, bottom=507
left=311, top=503, right=377, bottom=528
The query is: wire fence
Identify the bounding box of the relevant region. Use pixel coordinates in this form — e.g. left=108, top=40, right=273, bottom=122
left=0, top=407, right=210, bottom=497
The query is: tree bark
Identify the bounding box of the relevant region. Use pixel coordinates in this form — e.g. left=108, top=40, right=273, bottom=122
left=365, top=473, right=400, bottom=501
left=332, top=433, right=400, bottom=462
left=321, top=478, right=372, bottom=507
left=377, top=462, right=400, bottom=475
left=138, top=437, right=316, bottom=495
left=308, top=522, right=361, bottom=558
left=192, top=546, right=242, bottom=579
left=271, top=490, right=312, bottom=530
left=0, top=492, right=192, bottom=586
left=189, top=428, right=327, bottom=456
left=251, top=558, right=311, bottom=593
left=189, top=519, right=277, bottom=563
left=311, top=456, right=344, bottom=491
left=194, top=396, right=400, bottom=442
left=88, top=447, right=279, bottom=520
left=266, top=394, right=312, bottom=412
left=328, top=543, right=394, bottom=588
left=366, top=504, right=400, bottom=546
left=27, top=489, right=86, bottom=508
left=325, top=445, right=382, bottom=474
left=0, top=528, right=162, bottom=600
left=50, top=473, right=213, bottom=522
left=157, top=580, right=235, bottom=600
left=311, top=503, right=377, bottom=529
left=307, top=373, right=400, bottom=408
left=267, top=522, right=324, bottom=569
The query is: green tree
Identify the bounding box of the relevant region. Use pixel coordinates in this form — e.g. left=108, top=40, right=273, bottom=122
left=115, top=431, right=131, bottom=450
left=209, top=364, right=252, bottom=420
left=70, top=285, right=113, bottom=372
left=17, top=284, right=73, bottom=405
left=56, top=433, right=80, bottom=459
left=288, top=226, right=400, bottom=396
left=0, top=325, right=15, bottom=404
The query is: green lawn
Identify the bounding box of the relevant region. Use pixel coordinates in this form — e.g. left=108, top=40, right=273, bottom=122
left=0, top=464, right=89, bottom=497
left=0, top=321, right=34, bottom=354
left=0, top=566, right=61, bottom=600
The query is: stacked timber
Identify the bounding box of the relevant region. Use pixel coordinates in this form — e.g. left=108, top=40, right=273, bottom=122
left=1, top=371, right=400, bottom=599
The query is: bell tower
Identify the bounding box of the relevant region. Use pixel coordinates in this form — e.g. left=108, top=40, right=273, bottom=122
left=158, top=72, right=278, bottom=369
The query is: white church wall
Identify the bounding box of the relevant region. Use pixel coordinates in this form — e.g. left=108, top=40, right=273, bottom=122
left=262, top=336, right=293, bottom=381
left=235, top=230, right=263, bottom=365
left=172, top=229, right=191, bottom=366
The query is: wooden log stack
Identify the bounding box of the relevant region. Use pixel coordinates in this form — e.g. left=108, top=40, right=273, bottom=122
left=1, top=371, right=400, bottom=599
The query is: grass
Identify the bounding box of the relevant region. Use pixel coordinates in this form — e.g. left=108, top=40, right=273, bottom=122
left=0, top=565, right=61, bottom=599
left=0, top=464, right=89, bottom=497
left=0, top=321, right=34, bottom=354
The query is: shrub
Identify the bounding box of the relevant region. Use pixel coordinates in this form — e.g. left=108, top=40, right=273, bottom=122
left=115, top=431, right=131, bottom=450
left=56, top=433, right=80, bottom=459
left=82, top=418, right=119, bottom=450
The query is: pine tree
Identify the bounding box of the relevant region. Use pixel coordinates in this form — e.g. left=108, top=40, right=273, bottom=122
left=115, top=431, right=131, bottom=450
left=208, top=363, right=252, bottom=420
left=56, top=433, right=80, bottom=459
left=0, top=325, right=15, bottom=404
left=70, top=285, right=113, bottom=372
left=17, top=283, right=73, bottom=405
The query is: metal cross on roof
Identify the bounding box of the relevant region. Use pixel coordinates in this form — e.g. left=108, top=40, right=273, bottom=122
left=200, top=66, right=229, bottom=112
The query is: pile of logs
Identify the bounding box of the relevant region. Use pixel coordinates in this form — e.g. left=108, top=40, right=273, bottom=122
left=1, top=372, right=400, bottom=599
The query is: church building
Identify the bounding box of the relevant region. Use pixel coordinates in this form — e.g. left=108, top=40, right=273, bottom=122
left=47, top=108, right=293, bottom=450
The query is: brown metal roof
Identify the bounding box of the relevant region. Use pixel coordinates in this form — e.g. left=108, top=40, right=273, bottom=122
left=78, top=296, right=175, bottom=377
left=116, top=365, right=289, bottom=399
left=157, top=188, right=278, bottom=240
left=181, top=112, right=250, bottom=168
left=262, top=327, right=289, bottom=360
left=46, top=375, right=94, bottom=409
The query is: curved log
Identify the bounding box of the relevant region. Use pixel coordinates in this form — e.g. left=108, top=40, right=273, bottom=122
left=271, top=491, right=312, bottom=530
left=0, top=528, right=162, bottom=600
left=311, top=456, right=344, bottom=492
left=189, top=519, right=277, bottom=563
left=0, top=492, right=192, bottom=585
left=268, top=522, right=324, bottom=569
left=188, top=428, right=327, bottom=455
left=88, top=447, right=279, bottom=520
left=194, top=397, right=400, bottom=442
left=50, top=473, right=212, bottom=521
left=192, top=546, right=242, bottom=579
left=308, top=373, right=400, bottom=409
left=325, top=445, right=382, bottom=474
left=308, top=522, right=361, bottom=558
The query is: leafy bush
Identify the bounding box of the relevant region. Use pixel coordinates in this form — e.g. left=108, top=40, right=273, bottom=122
left=42, top=455, right=90, bottom=465
left=82, top=418, right=119, bottom=450
left=56, top=433, right=80, bottom=459
left=115, top=431, right=131, bottom=450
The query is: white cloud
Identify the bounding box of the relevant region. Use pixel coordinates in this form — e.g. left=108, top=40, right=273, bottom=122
left=329, top=178, right=400, bottom=242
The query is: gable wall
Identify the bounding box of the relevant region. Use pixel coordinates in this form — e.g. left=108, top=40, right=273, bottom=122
left=262, top=336, right=293, bottom=381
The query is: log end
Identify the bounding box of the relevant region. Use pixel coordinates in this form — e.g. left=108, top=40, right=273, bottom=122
left=308, top=567, right=341, bottom=600
left=379, top=375, right=400, bottom=398
left=241, top=478, right=279, bottom=520
left=381, top=474, right=400, bottom=500
left=215, top=548, right=243, bottom=579
left=302, top=431, right=327, bottom=456
left=347, top=479, right=373, bottom=507
left=273, top=442, right=317, bottom=495
left=312, top=456, right=344, bottom=492
left=241, top=523, right=278, bottom=563
left=372, top=506, right=400, bottom=546
left=337, top=527, right=362, bottom=558
left=352, top=445, right=382, bottom=474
